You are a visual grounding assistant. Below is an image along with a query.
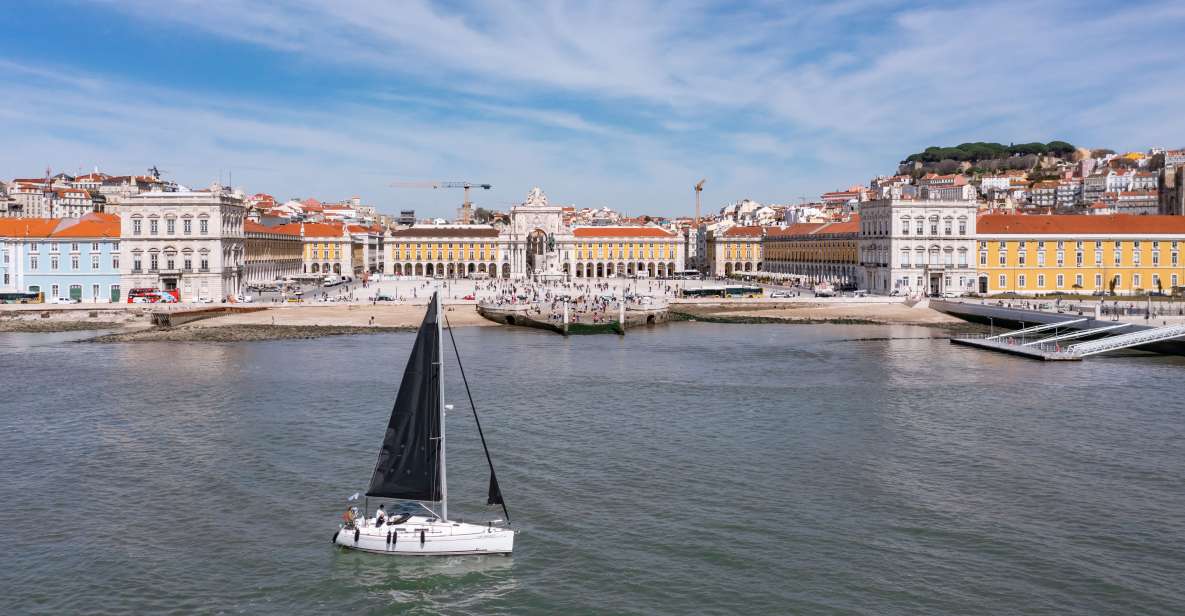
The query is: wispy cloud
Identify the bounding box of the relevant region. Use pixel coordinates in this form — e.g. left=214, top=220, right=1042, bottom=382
left=5, top=0, right=1185, bottom=216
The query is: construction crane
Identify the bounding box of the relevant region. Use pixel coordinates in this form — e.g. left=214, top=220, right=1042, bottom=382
left=694, top=178, right=706, bottom=226
left=390, top=180, right=492, bottom=224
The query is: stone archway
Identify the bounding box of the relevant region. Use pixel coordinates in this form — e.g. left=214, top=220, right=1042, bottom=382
left=526, top=229, right=547, bottom=274
left=333, top=263, right=341, bottom=274
left=415, top=263, right=424, bottom=276
left=501, top=263, right=511, bottom=278
left=392, top=263, right=402, bottom=275
left=425, top=263, right=434, bottom=276
left=596, top=262, right=604, bottom=277
left=647, top=262, right=655, bottom=277
left=725, top=262, right=734, bottom=276
left=311, top=263, right=320, bottom=274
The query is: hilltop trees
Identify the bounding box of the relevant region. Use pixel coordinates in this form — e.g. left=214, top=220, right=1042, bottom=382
left=902, top=140, right=1076, bottom=164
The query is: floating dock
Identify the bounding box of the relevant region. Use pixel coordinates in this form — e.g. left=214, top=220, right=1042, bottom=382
left=933, top=300, right=1185, bottom=360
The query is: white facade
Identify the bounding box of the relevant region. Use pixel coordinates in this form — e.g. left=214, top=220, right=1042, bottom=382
left=119, top=191, right=246, bottom=300
left=858, top=199, right=978, bottom=295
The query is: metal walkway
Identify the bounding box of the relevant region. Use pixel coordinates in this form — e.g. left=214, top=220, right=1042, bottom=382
left=986, top=318, right=1086, bottom=340
left=1019, top=323, right=1130, bottom=346
left=1065, top=323, right=1185, bottom=357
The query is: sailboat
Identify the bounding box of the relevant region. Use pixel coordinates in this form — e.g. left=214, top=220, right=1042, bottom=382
left=333, top=291, right=515, bottom=555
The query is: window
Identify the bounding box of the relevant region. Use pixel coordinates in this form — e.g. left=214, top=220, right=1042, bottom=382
left=1056, top=274, right=1064, bottom=288
left=166, top=218, right=176, bottom=235
left=916, top=221, right=924, bottom=235
left=91, top=255, right=100, bottom=270
left=1056, top=251, right=1064, bottom=267
left=999, top=252, right=1006, bottom=266
left=30, top=256, right=38, bottom=270
left=1018, top=274, right=1026, bottom=287
left=999, top=274, right=1006, bottom=288
left=1037, top=252, right=1045, bottom=267
left=930, top=218, right=938, bottom=235
left=92, top=284, right=100, bottom=300
left=112, top=254, right=119, bottom=269
left=51, top=256, right=59, bottom=270
left=200, top=258, right=209, bottom=270
left=183, top=219, right=192, bottom=235
left=900, top=250, right=910, bottom=267
left=51, top=242, right=60, bottom=253
left=1037, top=274, right=1046, bottom=288
left=1075, top=252, right=1083, bottom=267
left=1173, top=274, right=1179, bottom=287
left=52, top=284, right=59, bottom=298
left=91, top=242, right=100, bottom=251
left=1018, top=252, right=1026, bottom=266
left=1114, top=250, right=1121, bottom=266
left=901, top=219, right=910, bottom=235
left=199, top=219, right=209, bottom=235
left=944, top=221, right=952, bottom=235
left=166, top=258, right=175, bottom=270
left=980, top=251, right=987, bottom=266
left=1173, top=252, right=1179, bottom=266
left=149, top=219, right=159, bottom=235
left=958, top=220, right=967, bottom=235
left=1095, top=250, right=1102, bottom=266
left=1133, top=250, right=1140, bottom=266
left=1134, top=274, right=1142, bottom=288
left=70, top=256, right=79, bottom=270
left=1152, top=251, right=1159, bottom=266
left=1095, top=274, right=1102, bottom=288
left=149, top=254, right=159, bottom=271
left=957, top=250, right=967, bottom=266
left=1075, top=274, right=1083, bottom=288
left=1057, top=240, right=1064, bottom=250
left=71, top=242, right=79, bottom=252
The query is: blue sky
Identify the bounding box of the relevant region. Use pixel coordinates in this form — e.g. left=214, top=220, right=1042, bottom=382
left=2, top=0, right=1184, bottom=218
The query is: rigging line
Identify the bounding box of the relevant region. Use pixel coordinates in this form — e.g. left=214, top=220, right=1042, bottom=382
left=444, top=314, right=512, bottom=525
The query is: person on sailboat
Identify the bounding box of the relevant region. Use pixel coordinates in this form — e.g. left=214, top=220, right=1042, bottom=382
left=375, top=504, right=387, bottom=527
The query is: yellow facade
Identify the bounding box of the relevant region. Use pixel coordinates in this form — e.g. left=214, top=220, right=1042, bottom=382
left=979, top=237, right=1184, bottom=295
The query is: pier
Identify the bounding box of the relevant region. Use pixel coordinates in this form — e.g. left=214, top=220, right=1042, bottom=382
left=933, top=299, right=1185, bottom=360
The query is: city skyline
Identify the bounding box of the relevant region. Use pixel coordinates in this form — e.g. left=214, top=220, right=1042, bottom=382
left=2, top=0, right=1184, bottom=217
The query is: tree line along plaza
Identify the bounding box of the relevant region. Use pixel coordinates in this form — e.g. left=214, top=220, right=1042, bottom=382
left=2, top=187, right=1185, bottom=302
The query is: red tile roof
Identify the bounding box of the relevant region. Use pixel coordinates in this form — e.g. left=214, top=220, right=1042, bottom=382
left=390, top=226, right=500, bottom=238
left=572, top=226, right=674, bottom=238
left=271, top=222, right=346, bottom=238
left=0, top=218, right=59, bottom=237
left=977, top=214, right=1185, bottom=235
left=50, top=213, right=120, bottom=238
left=721, top=226, right=767, bottom=237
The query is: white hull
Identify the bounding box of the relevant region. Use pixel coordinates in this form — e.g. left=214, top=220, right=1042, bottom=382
left=334, top=515, right=514, bottom=556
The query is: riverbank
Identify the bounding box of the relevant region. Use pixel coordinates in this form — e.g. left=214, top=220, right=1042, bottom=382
left=671, top=302, right=966, bottom=327
left=1, top=300, right=969, bottom=340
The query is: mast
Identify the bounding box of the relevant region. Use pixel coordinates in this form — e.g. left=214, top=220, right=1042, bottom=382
left=437, top=290, right=448, bottom=521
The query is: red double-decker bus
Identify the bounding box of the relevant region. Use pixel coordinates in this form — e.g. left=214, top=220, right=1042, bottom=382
left=127, top=288, right=181, bottom=303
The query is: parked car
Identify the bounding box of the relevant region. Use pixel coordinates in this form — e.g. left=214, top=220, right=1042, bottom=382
left=51, top=296, right=80, bottom=304
left=769, top=290, right=791, bottom=298
left=235, top=295, right=254, bottom=303
left=374, top=293, right=396, bottom=302
left=941, top=290, right=962, bottom=298
left=462, top=294, right=476, bottom=300
left=195, top=296, right=214, bottom=304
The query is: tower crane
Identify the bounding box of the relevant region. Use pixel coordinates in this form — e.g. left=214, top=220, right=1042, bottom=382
left=389, top=180, right=492, bottom=224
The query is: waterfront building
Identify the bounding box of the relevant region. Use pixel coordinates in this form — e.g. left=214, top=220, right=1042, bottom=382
left=273, top=221, right=354, bottom=277
left=976, top=215, right=1185, bottom=295
left=705, top=226, right=765, bottom=276
left=387, top=225, right=503, bottom=278
left=570, top=226, right=682, bottom=278
left=762, top=216, right=860, bottom=286
left=243, top=221, right=303, bottom=285
left=119, top=191, right=246, bottom=300
left=0, top=213, right=122, bottom=301
left=857, top=198, right=978, bottom=295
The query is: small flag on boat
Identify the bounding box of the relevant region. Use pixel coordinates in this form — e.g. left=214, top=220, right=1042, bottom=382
left=348, top=492, right=360, bottom=501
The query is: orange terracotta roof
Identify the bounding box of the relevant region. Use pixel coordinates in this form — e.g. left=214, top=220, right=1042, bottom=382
left=245, top=220, right=300, bottom=235
left=721, top=226, right=766, bottom=237
left=0, top=218, right=59, bottom=237
left=390, top=226, right=499, bottom=238
left=271, top=222, right=345, bottom=237
left=50, top=213, right=120, bottom=238
left=572, top=226, right=674, bottom=238
left=977, top=214, right=1185, bottom=235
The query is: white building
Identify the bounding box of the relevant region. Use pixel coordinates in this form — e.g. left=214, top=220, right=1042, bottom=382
left=119, top=190, right=246, bottom=300
left=857, top=199, right=978, bottom=295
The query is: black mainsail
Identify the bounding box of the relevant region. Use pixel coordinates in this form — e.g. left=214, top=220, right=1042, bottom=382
left=366, top=294, right=442, bottom=501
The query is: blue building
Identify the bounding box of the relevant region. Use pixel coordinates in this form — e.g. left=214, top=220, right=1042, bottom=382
left=0, top=213, right=122, bottom=302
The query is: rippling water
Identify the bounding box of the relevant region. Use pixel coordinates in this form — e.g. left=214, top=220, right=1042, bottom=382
left=1, top=324, right=1183, bottom=615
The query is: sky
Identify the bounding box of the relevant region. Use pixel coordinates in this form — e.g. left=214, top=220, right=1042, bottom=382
left=2, top=0, right=1184, bottom=219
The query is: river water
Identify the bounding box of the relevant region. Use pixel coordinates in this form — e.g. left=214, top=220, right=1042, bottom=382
left=1, top=324, right=1183, bottom=615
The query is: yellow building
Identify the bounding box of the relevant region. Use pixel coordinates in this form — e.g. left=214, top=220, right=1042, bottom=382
left=570, top=226, right=682, bottom=278
left=706, top=226, right=766, bottom=276
left=976, top=214, right=1185, bottom=295
left=388, top=225, right=504, bottom=278
left=273, top=222, right=354, bottom=277
left=762, top=216, right=860, bottom=285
